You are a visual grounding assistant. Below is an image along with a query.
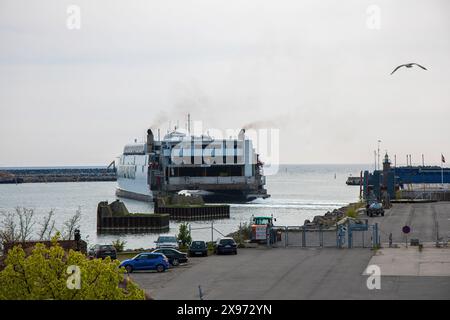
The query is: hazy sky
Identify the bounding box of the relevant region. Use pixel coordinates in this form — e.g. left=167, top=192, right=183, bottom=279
left=1, top=0, right=449, bottom=166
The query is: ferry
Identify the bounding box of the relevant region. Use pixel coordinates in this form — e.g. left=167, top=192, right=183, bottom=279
left=116, top=126, right=270, bottom=203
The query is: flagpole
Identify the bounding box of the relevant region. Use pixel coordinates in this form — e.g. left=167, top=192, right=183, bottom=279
left=442, top=153, right=444, bottom=187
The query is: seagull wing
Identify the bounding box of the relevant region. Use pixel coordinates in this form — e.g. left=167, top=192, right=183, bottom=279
left=391, top=64, right=405, bottom=75
left=412, top=63, right=427, bottom=70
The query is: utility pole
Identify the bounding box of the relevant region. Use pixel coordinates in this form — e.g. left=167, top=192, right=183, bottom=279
left=377, top=140, right=381, bottom=171
left=374, top=150, right=377, bottom=171
left=422, top=154, right=425, bottom=167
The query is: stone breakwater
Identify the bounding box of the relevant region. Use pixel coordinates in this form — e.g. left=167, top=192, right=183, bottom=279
left=303, top=203, right=359, bottom=229
left=0, top=167, right=116, bottom=184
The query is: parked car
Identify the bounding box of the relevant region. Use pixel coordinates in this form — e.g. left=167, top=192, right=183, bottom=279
left=366, top=201, right=384, bottom=217
left=214, top=237, right=237, bottom=255
left=119, top=252, right=169, bottom=273
left=88, top=244, right=117, bottom=260
left=152, top=248, right=188, bottom=266
left=188, top=241, right=208, bottom=257
left=155, top=235, right=180, bottom=249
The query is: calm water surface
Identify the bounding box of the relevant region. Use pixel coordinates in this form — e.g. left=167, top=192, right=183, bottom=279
left=0, top=164, right=369, bottom=250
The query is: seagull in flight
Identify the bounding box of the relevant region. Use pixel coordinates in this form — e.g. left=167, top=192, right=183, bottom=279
left=391, top=63, right=427, bottom=75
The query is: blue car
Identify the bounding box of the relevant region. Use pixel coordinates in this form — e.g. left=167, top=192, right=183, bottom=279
left=120, top=252, right=169, bottom=273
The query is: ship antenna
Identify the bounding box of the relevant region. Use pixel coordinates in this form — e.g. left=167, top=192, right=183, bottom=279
left=188, top=113, right=191, bottom=136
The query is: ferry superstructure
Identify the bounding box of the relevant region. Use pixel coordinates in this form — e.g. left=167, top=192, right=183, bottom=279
left=116, top=127, right=269, bottom=202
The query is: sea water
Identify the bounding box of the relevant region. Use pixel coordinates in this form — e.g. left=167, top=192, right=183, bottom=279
left=0, top=164, right=368, bottom=250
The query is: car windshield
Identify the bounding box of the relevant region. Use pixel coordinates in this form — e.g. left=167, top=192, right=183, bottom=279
left=191, top=241, right=205, bottom=248
left=100, top=245, right=114, bottom=250
left=220, top=239, right=235, bottom=245
left=253, top=217, right=271, bottom=224
left=159, top=236, right=176, bottom=243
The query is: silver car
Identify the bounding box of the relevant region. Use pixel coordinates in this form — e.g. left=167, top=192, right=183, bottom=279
left=155, top=235, right=180, bottom=249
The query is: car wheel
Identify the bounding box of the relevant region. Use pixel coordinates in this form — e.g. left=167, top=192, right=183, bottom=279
left=125, top=265, right=133, bottom=273
left=156, top=264, right=165, bottom=273
left=172, top=258, right=180, bottom=266
left=234, top=250, right=237, bottom=255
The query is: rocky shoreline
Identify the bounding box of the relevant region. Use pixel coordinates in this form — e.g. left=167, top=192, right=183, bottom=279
left=303, top=202, right=362, bottom=229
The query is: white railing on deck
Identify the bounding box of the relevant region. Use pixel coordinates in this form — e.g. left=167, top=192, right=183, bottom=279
left=168, top=176, right=256, bottom=185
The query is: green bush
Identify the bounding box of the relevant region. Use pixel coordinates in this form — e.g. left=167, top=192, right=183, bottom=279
left=207, top=242, right=215, bottom=254
left=111, top=239, right=127, bottom=253
left=231, top=222, right=251, bottom=244
left=346, top=207, right=358, bottom=219
left=177, top=223, right=192, bottom=247
left=346, top=202, right=364, bottom=219
left=0, top=238, right=145, bottom=300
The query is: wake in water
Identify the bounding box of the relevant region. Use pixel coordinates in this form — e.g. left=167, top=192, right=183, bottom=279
left=229, top=198, right=348, bottom=210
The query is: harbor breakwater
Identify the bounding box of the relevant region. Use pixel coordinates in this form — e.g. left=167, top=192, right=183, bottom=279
left=303, top=202, right=362, bottom=228
left=0, top=167, right=116, bottom=183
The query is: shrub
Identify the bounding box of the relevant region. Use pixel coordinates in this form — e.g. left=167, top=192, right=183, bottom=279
left=207, top=241, right=215, bottom=254
left=231, top=222, right=251, bottom=244
left=346, top=208, right=358, bottom=219
left=111, top=239, right=127, bottom=253
left=0, top=238, right=145, bottom=300
left=346, top=202, right=364, bottom=219
left=177, top=223, right=192, bottom=247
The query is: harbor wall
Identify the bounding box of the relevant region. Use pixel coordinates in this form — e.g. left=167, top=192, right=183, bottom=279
left=155, top=204, right=230, bottom=220
left=97, top=215, right=170, bottom=232
left=96, top=200, right=170, bottom=233
left=0, top=168, right=116, bottom=183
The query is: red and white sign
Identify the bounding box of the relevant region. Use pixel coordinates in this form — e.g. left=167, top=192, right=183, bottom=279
left=254, top=225, right=267, bottom=240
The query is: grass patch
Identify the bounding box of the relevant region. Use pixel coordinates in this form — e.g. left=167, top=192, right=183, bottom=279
left=345, top=201, right=365, bottom=218
left=117, top=251, right=142, bottom=261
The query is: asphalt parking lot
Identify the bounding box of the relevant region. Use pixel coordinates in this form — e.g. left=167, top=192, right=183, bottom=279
left=130, top=247, right=450, bottom=300
left=366, top=201, right=450, bottom=244
left=130, top=202, right=450, bottom=300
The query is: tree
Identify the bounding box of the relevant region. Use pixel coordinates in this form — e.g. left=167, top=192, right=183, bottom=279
left=62, top=207, right=82, bottom=240
left=111, top=239, right=127, bottom=253
left=0, top=239, right=146, bottom=300
left=0, top=211, right=19, bottom=244
left=177, top=222, right=192, bottom=247
left=38, top=210, right=56, bottom=241
left=16, top=207, right=35, bottom=242
left=0, top=207, right=83, bottom=245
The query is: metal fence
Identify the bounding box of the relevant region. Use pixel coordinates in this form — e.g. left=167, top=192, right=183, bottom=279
left=270, top=224, right=379, bottom=249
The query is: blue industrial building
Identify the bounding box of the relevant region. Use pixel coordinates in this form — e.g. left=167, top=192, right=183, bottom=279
left=363, top=154, right=450, bottom=200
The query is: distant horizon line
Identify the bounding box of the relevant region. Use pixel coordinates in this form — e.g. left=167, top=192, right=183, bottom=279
left=0, top=163, right=373, bottom=168
left=2, top=162, right=447, bottom=169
